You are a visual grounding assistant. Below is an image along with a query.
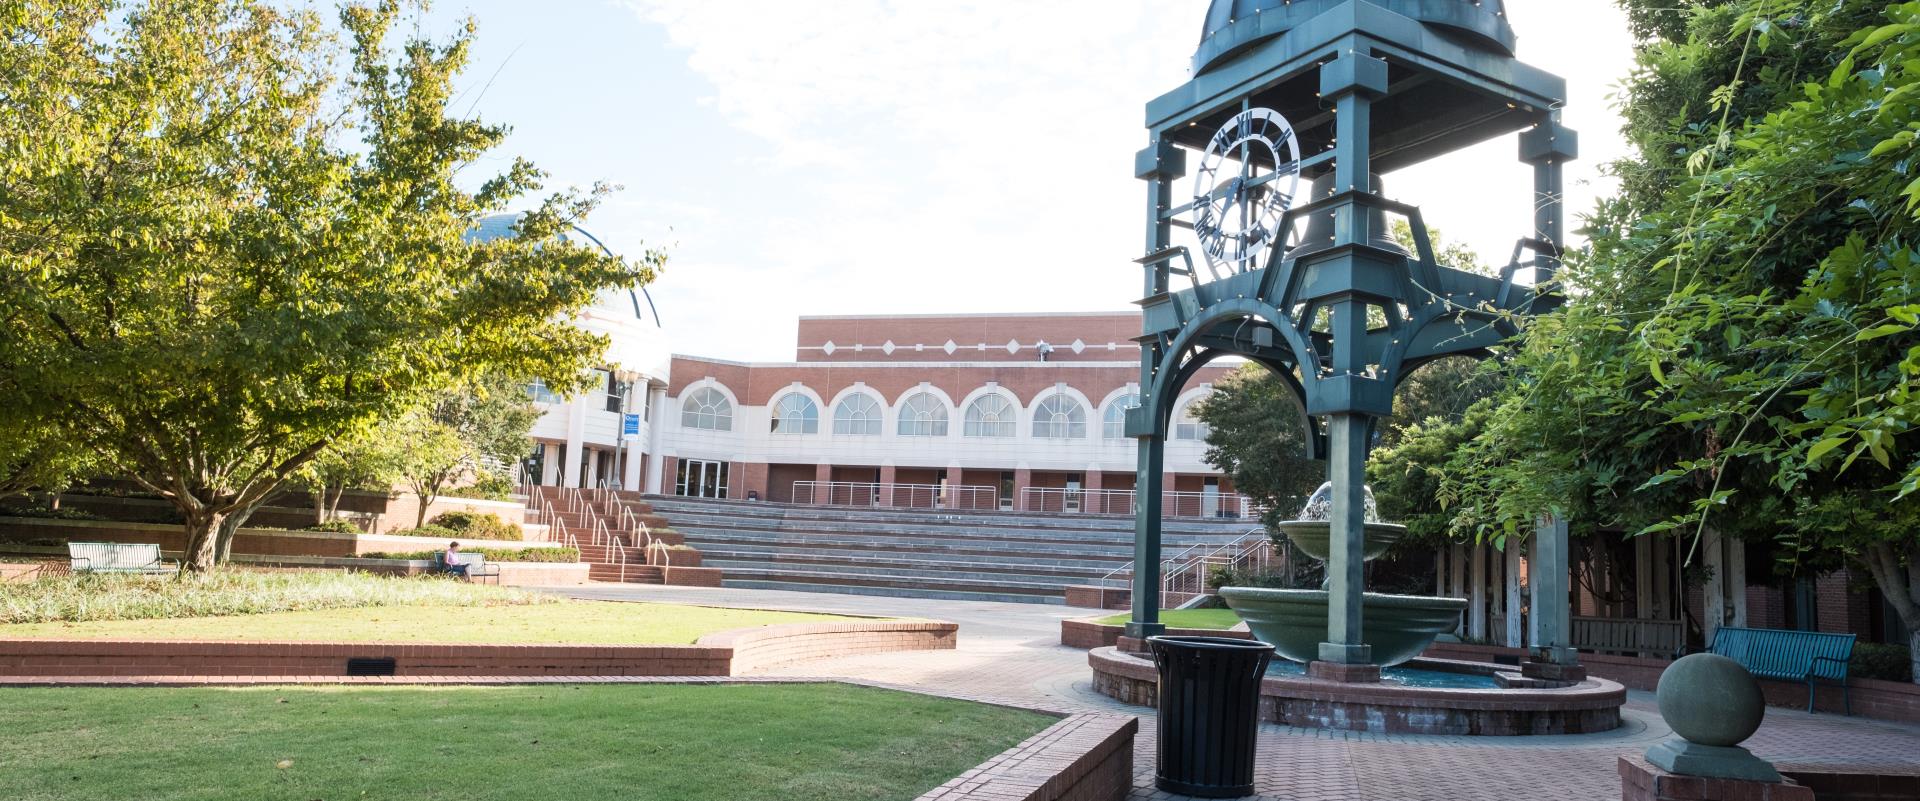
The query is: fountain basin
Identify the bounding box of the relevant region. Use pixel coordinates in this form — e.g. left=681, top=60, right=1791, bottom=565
left=1218, top=586, right=1467, bottom=667
left=1273, top=520, right=1406, bottom=561
left=1087, top=647, right=1626, bottom=735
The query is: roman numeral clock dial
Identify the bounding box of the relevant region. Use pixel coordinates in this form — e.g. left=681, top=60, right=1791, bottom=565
left=1191, top=108, right=1302, bottom=277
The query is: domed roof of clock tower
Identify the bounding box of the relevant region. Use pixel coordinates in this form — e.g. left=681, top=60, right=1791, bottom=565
left=1195, top=0, right=1516, bottom=76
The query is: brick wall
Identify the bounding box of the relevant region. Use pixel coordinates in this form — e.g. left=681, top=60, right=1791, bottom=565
left=0, top=620, right=960, bottom=679
left=708, top=620, right=958, bottom=675
left=1064, top=586, right=1130, bottom=610
left=916, top=713, right=1137, bottom=801
left=1059, top=618, right=1253, bottom=650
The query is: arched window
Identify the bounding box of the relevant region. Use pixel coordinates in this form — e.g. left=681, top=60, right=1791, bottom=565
left=770, top=393, right=818, bottom=434
left=680, top=387, right=733, bottom=431
left=1032, top=393, right=1086, bottom=439
left=963, top=394, right=1016, bottom=438
left=896, top=392, right=949, bottom=437
left=833, top=394, right=882, bottom=436
left=1103, top=393, right=1140, bottom=439
left=1174, top=399, right=1210, bottom=441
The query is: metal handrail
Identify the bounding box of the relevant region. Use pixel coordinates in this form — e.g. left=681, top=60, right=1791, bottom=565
left=791, top=480, right=998, bottom=511
left=646, top=539, right=671, bottom=567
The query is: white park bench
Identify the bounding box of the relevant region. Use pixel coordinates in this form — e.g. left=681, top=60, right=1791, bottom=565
left=67, top=541, right=177, bottom=575
left=433, top=551, right=502, bottom=584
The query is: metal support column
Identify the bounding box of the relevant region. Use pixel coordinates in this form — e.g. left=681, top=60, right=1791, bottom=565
left=1531, top=514, right=1576, bottom=665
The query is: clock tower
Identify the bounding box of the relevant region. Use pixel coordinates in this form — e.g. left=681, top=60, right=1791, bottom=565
left=1124, top=0, right=1578, bottom=679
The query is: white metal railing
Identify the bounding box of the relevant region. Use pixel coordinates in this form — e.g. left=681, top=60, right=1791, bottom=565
left=1021, top=488, right=1137, bottom=515
left=646, top=539, right=671, bottom=567
left=792, top=481, right=998, bottom=511
left=618, top=504, right=654, bottom=549
left=1019, top=487, right=1259, bottom=519
left=1161, top=530, right=1273, bottom=600
left=1096, top=529, right=1275, bottom=600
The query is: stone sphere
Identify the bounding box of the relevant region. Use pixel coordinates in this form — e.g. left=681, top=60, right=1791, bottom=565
left=1656, top=653, right=1765, bottom=747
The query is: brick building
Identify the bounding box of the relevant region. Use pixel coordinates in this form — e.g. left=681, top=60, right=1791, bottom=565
left=648, top=312, right=1240, bottom=514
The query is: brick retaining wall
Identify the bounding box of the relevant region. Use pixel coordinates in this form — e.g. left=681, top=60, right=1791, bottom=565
left=917, top=713, right=1136, bottom=801
left=1060, top=617, right=1252, bottom=650
left=0, top=619, right=957, bottom=679
left=702, top=620, right=958, bottom=675
left=1064, top=586, right=1129, bottom=610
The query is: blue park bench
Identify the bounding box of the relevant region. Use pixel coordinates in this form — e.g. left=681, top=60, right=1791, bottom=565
left=1708, top=626, right=1856, bottom=715
left=66, top=542, right=177, bottom=575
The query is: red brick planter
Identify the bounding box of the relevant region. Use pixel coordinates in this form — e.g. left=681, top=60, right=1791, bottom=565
left=918, top=713, right=1137, bottom=801
left=1060, top=616, right=1252, bottom=650
left=0, top=619, right=957, bottom=679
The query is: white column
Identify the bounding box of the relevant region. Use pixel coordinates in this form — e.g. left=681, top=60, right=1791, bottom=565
left=1703, top=526, right=1726, bottom=644
left=1727, top=534, right=1749, bottom=628
left=1635, top=535, right=1653, bottom=619
left=561, top=390, right=590, bottom=489
left=1651, top=534, right=1671, bottom=619
left=643, top=386, right=667, bottom=494
left=1469, top=542, right=1488, bottom=641
left=540, top=442, right=561, bottom=486
left=1506, top=543, right=1525, bottom=647
left=1435, top=547, right=1448, bottom=596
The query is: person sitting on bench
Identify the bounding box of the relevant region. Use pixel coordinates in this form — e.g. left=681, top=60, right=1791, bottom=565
left=440, top=541, right=469, bottom=577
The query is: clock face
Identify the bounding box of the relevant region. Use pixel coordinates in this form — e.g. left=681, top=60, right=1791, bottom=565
left=1192, top=108, right=1302, bottom=275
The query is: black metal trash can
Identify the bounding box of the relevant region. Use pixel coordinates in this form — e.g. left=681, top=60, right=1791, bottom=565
left=1147, top=635, right=1274, bottom=798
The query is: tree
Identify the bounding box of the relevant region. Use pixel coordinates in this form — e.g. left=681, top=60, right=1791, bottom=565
left=1194, top=364, right=1323, bottom=528
left=1432, top=0, right=1920, bottom=680
left=0, top=1, right=661, bottom=571
left=300, top=426, right=406, bottom=526
left=396, top=375, right=539, bottom=527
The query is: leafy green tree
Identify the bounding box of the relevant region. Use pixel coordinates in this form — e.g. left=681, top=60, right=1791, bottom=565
left=1195, top=364, right=1322, bottom=528
left=300, top=426, right=407, bottom=527
left=1430, top=0, right=1920, bottom=678
left=0, top=0, right=660, bottom=571
left=397, top=375, right=539, bottom=527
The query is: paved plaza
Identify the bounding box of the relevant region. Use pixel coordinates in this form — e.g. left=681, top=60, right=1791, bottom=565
left=560, top=584, right=1920, bottom=801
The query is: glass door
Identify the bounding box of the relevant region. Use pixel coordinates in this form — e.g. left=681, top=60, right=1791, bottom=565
left=675, top=460, right=730, bottom=499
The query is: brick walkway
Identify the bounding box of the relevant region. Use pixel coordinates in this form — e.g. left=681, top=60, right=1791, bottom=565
left=559, top=584, right=1920, bottom=801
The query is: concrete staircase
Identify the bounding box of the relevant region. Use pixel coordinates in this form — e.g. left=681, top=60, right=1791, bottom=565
left=645, top=495, right=1255, bottom=604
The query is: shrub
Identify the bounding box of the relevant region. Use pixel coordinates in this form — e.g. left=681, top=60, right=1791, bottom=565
left=0, top=569, right=555, bottom=624
left=1851, top=642, right=1914, bottom=683
left=305, top=519, right=363, bottom=534
left=360, top=547, right=579, bottom=563
left=0, top=506, right=105, bottom=521
left=388, top=524, right=458, bottom=540
left=443, top=474, right=515, bottom=501
left=427, top=511, right=523, bottom=541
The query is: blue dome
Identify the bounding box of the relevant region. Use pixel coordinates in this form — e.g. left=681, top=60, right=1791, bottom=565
left=466, top=213, right=661, bottom=327
left=1195, top=0, right=1516, bottom=75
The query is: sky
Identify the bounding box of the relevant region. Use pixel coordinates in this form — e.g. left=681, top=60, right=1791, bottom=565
left=421, top=1, right=1641, bottom=362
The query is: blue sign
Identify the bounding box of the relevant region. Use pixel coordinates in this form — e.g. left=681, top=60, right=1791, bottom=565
left=622, top=413, right=641, bottom=437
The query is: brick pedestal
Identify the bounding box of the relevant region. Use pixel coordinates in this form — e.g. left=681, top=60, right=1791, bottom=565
left=1521, top=660, right=1587, bottom=682
left=1620, top=756, right=1812, bottom=801
left=1308, top=661, right=1381, bottom=683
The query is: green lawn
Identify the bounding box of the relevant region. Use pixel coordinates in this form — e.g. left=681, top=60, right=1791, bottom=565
left=1096, top=608, right=1242, bottom=630
left=0, top=601, right=862, bottom=644
left=0, top=683, right=1054, bottom=801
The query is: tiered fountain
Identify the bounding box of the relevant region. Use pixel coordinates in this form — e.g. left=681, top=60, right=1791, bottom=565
left=1089, top=481, right=1628, bottom=735
left=1219, top=482, right=1466, bottom=670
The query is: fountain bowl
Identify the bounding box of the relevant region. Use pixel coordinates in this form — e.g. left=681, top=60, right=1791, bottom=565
left=1273, top=520, right=1407, bottom=561
left=1218, top=586, right=1467, bottom=667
